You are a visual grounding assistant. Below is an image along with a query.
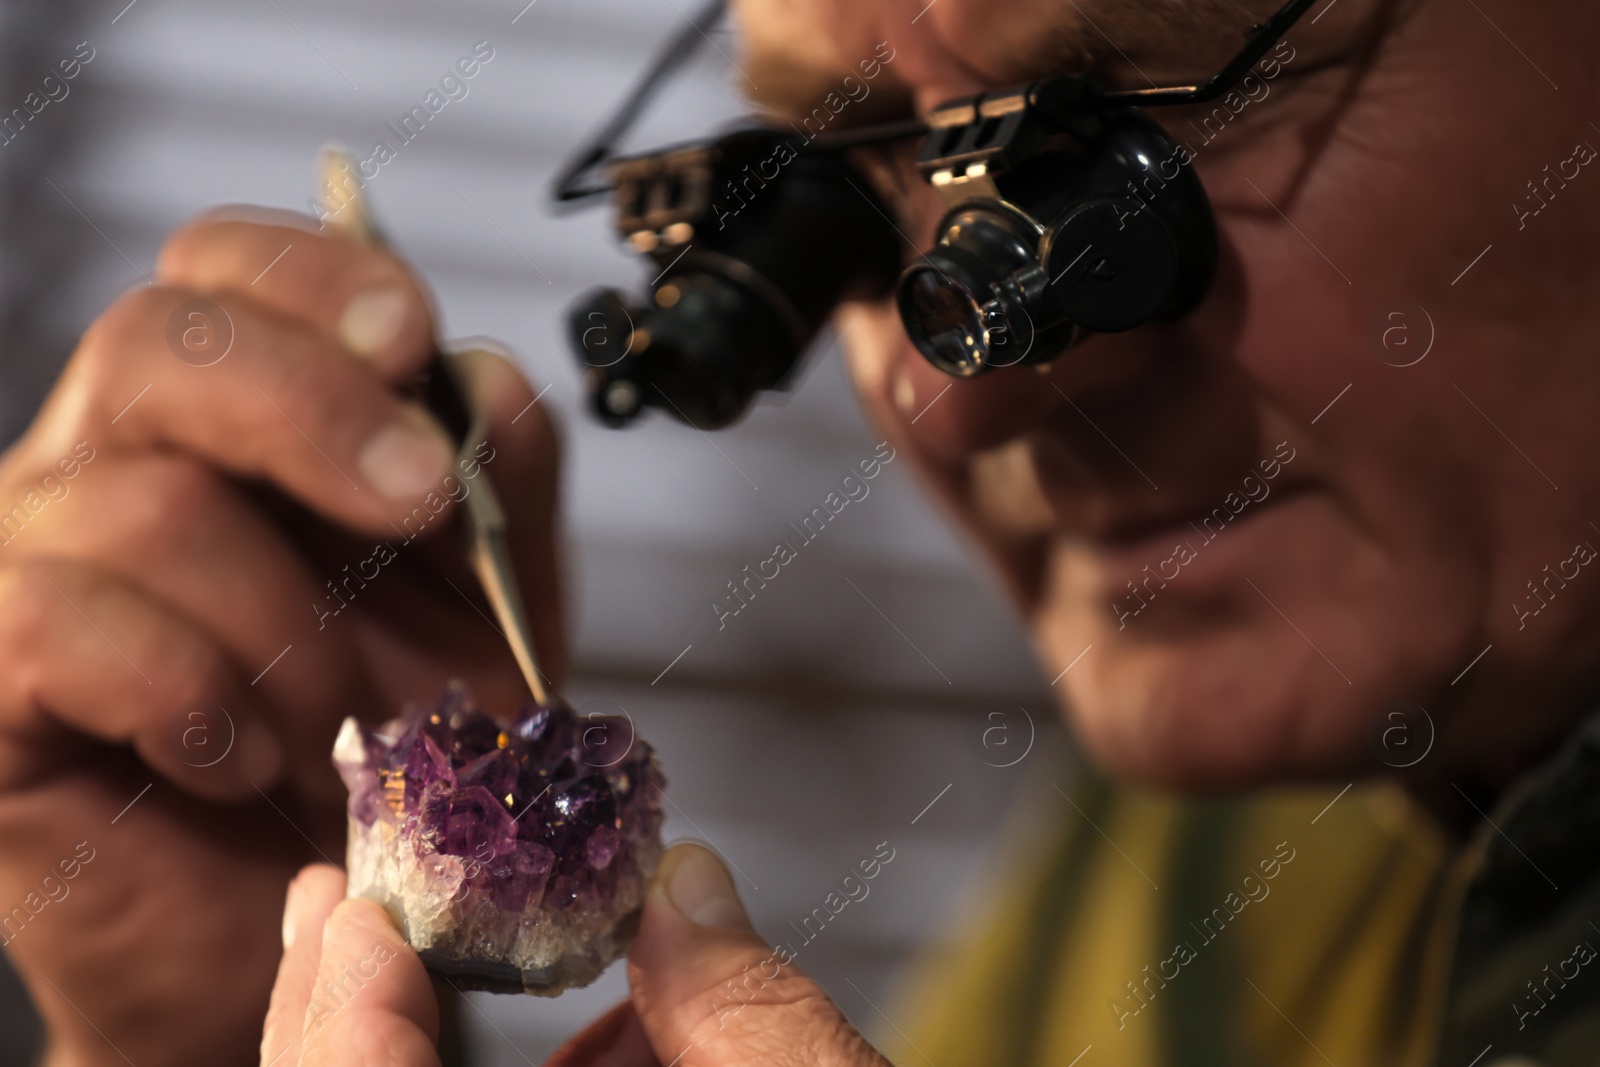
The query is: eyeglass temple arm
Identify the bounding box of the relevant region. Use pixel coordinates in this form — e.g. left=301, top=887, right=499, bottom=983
left=1094, top=0, right=1320, bottom=108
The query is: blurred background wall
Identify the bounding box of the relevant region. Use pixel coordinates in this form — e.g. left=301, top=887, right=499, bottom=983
left=0, top=0, right=1065, bottom=1061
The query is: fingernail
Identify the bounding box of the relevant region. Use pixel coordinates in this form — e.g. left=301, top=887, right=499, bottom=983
left=282, top=877, right=302, bottom=950
left=194, top=204, right=327, bottom=233
left=662, top=844, right=751, bottom=931
left=235, top=715, right=284, bottom=786
left=338, top=284, right=409, bottom=356
left=893, top=367, right=917, bottom=415
left=359, top=409, right=452, bottom=501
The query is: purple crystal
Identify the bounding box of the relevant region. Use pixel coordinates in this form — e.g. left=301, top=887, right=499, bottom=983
left=512, top=704, right=578, bottom=757
left=425, top=785, right=516, bottom=859
left=404, top=733, right=454, bottom=808
left=334, top=685, right=666, bottom=994
left=586, top=826, right=620, bottom=870
left=458, top=748, right=518, bottom=802
left=574, top=715, right=633, bottom=768
left=448, top=713, right=503, bottom=763
left=487, top=844, right=555, bottom=912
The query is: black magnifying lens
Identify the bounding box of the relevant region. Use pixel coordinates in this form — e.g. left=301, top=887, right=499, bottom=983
left=567, top=130, right=902, bottom=429
left=898, top=204, right=1041, bottom=377
left=899, top=268, right=989, bottom=376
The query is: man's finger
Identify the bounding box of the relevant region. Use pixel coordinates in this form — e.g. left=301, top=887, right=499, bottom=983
left=627, top=844, right=892, bottom=1067
left=298, top=899, right=440, bottom=1067
left=157, top=216, right=437, bottom=379
left=6, top=452, right=378, bottom=802
left=0, top=558, right=283, bottom=800
left=261, top=865, right=347, bottom=1067
left=70, top=283, right=456, bottom=536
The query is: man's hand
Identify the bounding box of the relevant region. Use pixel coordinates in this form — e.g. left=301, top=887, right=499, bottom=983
left=264, top=866, right=440, bottom=1067
left=0, top=207, right=562, bottom=1066
left=268, top=845, right=891, bottom=1067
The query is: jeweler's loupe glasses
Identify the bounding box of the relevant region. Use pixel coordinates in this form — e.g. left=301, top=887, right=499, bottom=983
left=554, top=0, right=1315, bottom=429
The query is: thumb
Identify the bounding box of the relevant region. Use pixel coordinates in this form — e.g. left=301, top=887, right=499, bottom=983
left=627, top=843, right=890, bottom=1067
left=298, top=899, right=441, bottom=1067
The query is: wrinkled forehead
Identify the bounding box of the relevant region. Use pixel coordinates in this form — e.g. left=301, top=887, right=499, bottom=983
left=733, top=0, right=1278, bottom=120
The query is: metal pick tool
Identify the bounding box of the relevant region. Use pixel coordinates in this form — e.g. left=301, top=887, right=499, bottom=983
left=316, top=148, right=551, bottom=706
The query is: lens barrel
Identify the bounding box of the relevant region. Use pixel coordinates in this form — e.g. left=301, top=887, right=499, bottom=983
left=570, top=129, right=901, bottom=429
left=897, top=205, right=1039, bottom=377
left=898, top=107, right=1216, bottom=377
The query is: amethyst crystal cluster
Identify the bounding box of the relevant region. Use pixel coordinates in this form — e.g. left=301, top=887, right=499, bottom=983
left=334, top=684, right=664, bottom=994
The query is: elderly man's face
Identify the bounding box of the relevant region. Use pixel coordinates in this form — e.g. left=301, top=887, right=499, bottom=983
left=737, top=0, right=1600, bottom=788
